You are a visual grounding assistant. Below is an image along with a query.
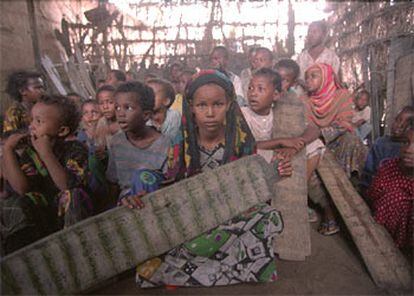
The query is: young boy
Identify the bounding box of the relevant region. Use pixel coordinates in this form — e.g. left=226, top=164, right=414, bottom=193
left=360, top=106, right=414, bottom=194
left=274, top=59, right=305, bottom=96
left=106, top=81, right=170, bottom=207
left=171, top=69, right=196, bottom=115
left=146, top=78, right=181, bottom=140
left=253, top=47, right=274, bottom=70
left=105, top=69, right=126, bottom=88
left=1, top=95, right=92, bottom=253
left=352, top=90, right=372, bottom=143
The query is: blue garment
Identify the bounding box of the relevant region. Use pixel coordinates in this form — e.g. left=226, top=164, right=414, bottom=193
left=360, top=136, right=402, bottom=189
left=119, top=169, right=164, bottom=201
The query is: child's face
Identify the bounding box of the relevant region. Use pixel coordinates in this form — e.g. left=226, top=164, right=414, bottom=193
left=68, top=95, right=82, bottom=108
left=82, top=103, right=101, bottom=129
left=305, top=67, right=323, bottom=93
left=30, top=102, right=67, bottom=139
left=307, top=24, right=325, bottom=48
left=210, top=50, right=227, bottom=69
left=115, top=92, right=150, bottom=133
left=97, top=90, right=116, bottom=120
left=247, top=75, right=278, bottom=116
left=355, top=94, right=369, bottom=110
left=400, top=129, right=414, bottom=168
left=191, top=84, right=230, bottom=136
left=276, top=67, right=296, bottom=92
left=253, top=50, right=272, bottom=70
left=21, top=77, right=45, bottom=103
left=391, top=111, right=413, bottom=139
left=148, top=82, right=169, bottom=125
left=178, top=73, right=192, bottom=95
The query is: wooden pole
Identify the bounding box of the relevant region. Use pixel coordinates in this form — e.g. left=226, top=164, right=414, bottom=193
left=26, top=0, right=42, bottom=71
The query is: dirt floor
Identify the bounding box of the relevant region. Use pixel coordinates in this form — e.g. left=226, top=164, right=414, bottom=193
left=92, top=221, right=398, bottom=295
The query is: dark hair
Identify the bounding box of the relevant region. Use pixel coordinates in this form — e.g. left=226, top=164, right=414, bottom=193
left=310, top=20, right=328, bottom=36
left=256, top=47, right=273, bottom=61
left=253, top=68, right=282, bottom=92
left=110, top=69, right=126, bottom=82
left=146, top=78, right=176, bottom=108
left=6, top=70, right=42, bottom=101
left=355, top=90, right=370, bottom=100
left=96, top=85, right=115, bottom=99
left=274, top=59, right=300, bottom=80
left=39, top=95, right=80, bottom=134
left=211, top=46, right=229, bottom=59
left=114, top=81, right=155, bottom=112
left=81, top=99, right=99, bottom=111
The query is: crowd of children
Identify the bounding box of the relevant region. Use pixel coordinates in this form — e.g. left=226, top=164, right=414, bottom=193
left=0, top=19, right=412, bottom=287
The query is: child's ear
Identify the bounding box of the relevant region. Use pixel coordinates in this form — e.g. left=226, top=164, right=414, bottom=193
left=162, top=97, right=172, bottom=107
left=57, top=126, right=70, bottom=138
left=273, top=90, right=281, bottom=102
left=142, top=110, right=153, bottom=122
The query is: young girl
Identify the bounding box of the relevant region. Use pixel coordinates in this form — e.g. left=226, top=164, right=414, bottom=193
left=146, top=78, right=181, bottom=140
left=131, top=70, right=291, bottom=288
left=352, top=90, right=372, bottom=143
left=95, top=85, right=120, bottom=151
left=106, top=81, right=170, bottom=205
left=367, top=127, right=414, bottom=250
left=1, top=95, right=92, bottom=254
left=305, top=63, right=367, bottom=235
left=3, top=70, right=45, bottom=135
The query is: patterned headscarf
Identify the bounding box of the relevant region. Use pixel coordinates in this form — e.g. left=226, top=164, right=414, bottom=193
left=165, top=69, right=256, bottom=181
left=305, top=63, right=354, bottom=131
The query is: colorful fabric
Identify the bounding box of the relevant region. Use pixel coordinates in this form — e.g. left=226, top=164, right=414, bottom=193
left=367, top=158, right=414, bottom=248
left=0, top=140, right=92, bottom=254
left=360, top=136, right=402, bottom=190
left=165, top=69, right=256, bottom=182
left=120, top=169, right=165, bottom=200
left=305, top=63, right=354, bottom=133
left=296, top=47, right=340, bottom=80
left=170, top=94, right=183, bottom=115
left=136, top=70, right=280, bottom=288
left=147, top=108, right=181, bottom=140
left=2, top=102, right=31, bottom=135
left=106, top=131, right=170, bottom=194
left=136, top=203, right=283, bottom=287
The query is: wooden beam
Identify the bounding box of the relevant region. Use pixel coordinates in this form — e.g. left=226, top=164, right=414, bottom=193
left=317, top=151, right=411, bottom=291
left=26, top=0, right=42, bottom=71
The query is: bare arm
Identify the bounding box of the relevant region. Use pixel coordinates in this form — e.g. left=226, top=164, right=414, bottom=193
left=301, top=122, right=320, bottom=144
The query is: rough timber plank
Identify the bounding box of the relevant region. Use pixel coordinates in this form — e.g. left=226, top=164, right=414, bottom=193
left=271, top=92, right=311, bottom=261
left=317, top=151, right=412, bottom=291
left=1, top=155, right=276, bottom=295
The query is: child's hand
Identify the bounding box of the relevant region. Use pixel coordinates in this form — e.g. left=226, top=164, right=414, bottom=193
left=58, top=190, right=71, bottom=217
left=31, top=134, right=53, bottom=157
left=274, top=147, right=298, bottom=160
left=280, top=137, right=305, bottom=151
left=4, top=132, right=29, bottom=150
left=272, top=156, right=293, bottom=177
left=118, top=191, right=146, bottom=209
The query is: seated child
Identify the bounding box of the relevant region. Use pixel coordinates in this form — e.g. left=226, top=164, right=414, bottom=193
left=106, top=81, right=170, bottom=205
left=1, top=95, right=92, bottom=254
left=367, top=126, right=414, bottom=250
left=3, top=70, right=45, bottom=135
left=274, top=59, right=306, bottom=96
left=146, top=78, right=181, bottom=140
left=95, top=85, right=121, bottom=150
left=352, top=90, right=372, bottom=143
left=360, top=106, right=414, bottom=194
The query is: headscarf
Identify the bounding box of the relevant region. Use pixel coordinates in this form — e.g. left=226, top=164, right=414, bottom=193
left=165, top=69, right=256, bottom=181
left=305, top=63, right=354, bottom=131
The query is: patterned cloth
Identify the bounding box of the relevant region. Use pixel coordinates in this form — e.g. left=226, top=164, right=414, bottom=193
left=2, top=102, right=31, bottom=135
left=367, top=158, right=414, bottom=248
left=106, top=131, right=170, bottom=197
left=296, top=47, right=340, bottom=80
left=0, top=140, right=92, bottom=254
left=136, top=70, right=282, bottom=288
left=360, top=136, right=402, bottom=190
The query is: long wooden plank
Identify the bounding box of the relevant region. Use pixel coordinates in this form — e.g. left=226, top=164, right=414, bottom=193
left=1, top=155, right=276, bottom=295
left=317, top=151, right=412, bottom=291
left=272, top=92, right=311, bottom=261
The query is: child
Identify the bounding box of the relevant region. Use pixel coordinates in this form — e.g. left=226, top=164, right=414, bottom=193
left=242, top=68, right=306, bottom=162
left=171, top=69, right=196, bottom=115
left=209, top=46, right=245, bottom=106
left=132, top=69, right=291, bottom=288
left=146, top=78, right=181, bottom=140
left=67, top=92, right=84, bottom=110
left=296, top=20, right=340, bottom=80
left=253, top=47, right=274, bottom=70
left=367, top=127, right=414, bottom=250
left=105, top=69, right=126, bottom=88
left=106, top=81, right=170, bottom=205
left=240, top=46, right=258, bottom=99
left=3, top=70, right=45, bottom=135
left=95, top=85, right=120, bottom=150
left=360, top=106, right=414, bottom=193
left=274, top=59, right=305, bottom=96
left=352, top=90, right=372, bottom=143
left=1, top=95, right=92, bottom=254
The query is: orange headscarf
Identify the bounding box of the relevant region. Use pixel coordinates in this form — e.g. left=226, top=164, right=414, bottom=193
left=305, top=63, right=354, bottom=132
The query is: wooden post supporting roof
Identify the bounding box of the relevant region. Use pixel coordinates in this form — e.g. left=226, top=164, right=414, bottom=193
left=26, top=0, right=42, bottom=71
